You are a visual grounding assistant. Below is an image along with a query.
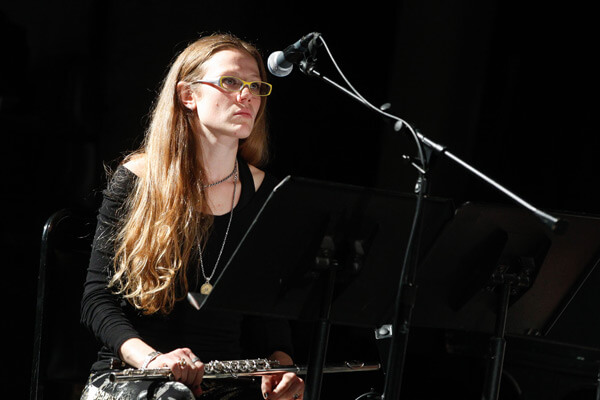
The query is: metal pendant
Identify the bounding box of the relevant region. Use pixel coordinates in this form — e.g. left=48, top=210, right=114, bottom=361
left=200, top=282, right=213, bottom=295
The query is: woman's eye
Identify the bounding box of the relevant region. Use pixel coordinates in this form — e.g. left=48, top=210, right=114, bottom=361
left=221, top=77, right=239, bottom=88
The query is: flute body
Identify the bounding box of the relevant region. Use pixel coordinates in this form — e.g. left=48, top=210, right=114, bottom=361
left=110, top=359, right=380, bottom=382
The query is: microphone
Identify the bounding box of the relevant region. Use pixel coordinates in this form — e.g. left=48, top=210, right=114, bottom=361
left=267, top=32, right=320, bottom=77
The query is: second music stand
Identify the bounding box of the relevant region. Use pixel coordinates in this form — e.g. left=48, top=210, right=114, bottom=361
left=411, top=201, right=600, bottom=399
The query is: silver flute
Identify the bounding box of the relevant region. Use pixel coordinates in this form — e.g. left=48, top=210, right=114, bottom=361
left=109, top=359, right=380, bottom=382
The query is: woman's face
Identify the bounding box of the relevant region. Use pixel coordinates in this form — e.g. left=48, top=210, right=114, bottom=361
left=190, top=49, right=263, bottom=144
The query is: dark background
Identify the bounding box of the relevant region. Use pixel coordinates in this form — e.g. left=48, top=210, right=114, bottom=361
left=2, top=0, right=598, bottom=398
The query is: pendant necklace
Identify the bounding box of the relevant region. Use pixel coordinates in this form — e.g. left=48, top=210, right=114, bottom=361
left=202, top=163, right=238, bottom=189
left=198, top=160, right=238, bottom=295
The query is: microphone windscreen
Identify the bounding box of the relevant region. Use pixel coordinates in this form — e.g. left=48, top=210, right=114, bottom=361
left=267, top=51, right=293, bottom=77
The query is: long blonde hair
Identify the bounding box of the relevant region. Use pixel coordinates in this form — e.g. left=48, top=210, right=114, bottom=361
left=109, top=33, right=269, bottom=315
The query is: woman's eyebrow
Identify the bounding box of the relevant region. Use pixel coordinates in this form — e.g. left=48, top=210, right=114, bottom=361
left=217, top=70, right=262, bottom=80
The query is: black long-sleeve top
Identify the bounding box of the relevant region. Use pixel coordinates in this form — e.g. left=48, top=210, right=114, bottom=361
left=80, top=159, right=293, bottom=372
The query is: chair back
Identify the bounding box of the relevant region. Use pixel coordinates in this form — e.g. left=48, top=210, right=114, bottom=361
left=30, top=208, right=99, bottom=400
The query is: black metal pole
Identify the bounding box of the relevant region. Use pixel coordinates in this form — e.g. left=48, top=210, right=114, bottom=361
left=596, top=367, right=600, bottom=400
left=304, top=238, right=338, bottom=400
left=482, top=282, right=511, bottom=400
left=381, top=175, right=428, bottom=400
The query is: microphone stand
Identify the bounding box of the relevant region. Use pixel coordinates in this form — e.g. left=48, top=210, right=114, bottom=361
left=293, top=39, right=565, bottom=400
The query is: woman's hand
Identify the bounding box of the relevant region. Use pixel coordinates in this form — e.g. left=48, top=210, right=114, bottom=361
left=261, top=372, right=304, bottom=399
left=261, top=351, right=304, bottom=399
left=147, top=348, right=205, bottom=396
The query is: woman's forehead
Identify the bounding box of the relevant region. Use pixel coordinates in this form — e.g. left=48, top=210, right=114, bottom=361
left=202, top=49, right=261, bottom=78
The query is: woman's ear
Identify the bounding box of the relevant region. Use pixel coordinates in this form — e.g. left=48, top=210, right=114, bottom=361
left=177, top=81, right=197, bottom=111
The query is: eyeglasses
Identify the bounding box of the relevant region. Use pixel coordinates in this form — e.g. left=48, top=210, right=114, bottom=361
left=192, top=76, right=272, bottom=97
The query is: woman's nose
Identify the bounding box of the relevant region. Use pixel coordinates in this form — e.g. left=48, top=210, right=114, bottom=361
left=237, top=85, right=254, bottom=102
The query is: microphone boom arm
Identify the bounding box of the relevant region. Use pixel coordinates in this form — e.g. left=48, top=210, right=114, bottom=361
left=299, top=48, right=565, bottom=233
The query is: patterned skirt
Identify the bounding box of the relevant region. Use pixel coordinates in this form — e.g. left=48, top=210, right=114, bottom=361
left=80, top=371, right=262, bottom=400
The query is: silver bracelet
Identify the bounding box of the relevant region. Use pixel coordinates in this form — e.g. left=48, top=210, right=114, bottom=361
left=141, top=351, right=162, bottom=369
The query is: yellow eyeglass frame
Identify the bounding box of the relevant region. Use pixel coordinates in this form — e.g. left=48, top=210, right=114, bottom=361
left=192, top=76, right=272, bottom=96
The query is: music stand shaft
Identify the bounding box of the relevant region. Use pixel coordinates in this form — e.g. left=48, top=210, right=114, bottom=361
left=305, top=263, right=337, bottom=400
left=482, top=283, right=511, bottom=400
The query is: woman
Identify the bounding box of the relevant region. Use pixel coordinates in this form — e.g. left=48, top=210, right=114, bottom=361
left=80, top=33, right=305, bottom=400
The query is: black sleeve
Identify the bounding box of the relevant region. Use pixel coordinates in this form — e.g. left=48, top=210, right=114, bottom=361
left=80, top=166, right=142, bottom=356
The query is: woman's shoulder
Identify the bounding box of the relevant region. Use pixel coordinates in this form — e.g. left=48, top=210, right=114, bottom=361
left=247, top=163, right=266, bottom=191
left=248, top=164, right=283, bottom=197
left=103, top=154, right=144, bottom=199
left=122, top=153, right=146, bottom=178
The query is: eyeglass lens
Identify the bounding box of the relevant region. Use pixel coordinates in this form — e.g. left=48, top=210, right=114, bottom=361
left=221, top=77, right=271, bottom=96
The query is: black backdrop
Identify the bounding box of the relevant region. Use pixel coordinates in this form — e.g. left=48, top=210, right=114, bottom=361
left=2, top=0, right=598, bottom=398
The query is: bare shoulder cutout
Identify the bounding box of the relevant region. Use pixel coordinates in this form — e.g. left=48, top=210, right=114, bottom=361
left=123, top=154, right=146, bottom=178
left=248, top=164, right=266, bottom=191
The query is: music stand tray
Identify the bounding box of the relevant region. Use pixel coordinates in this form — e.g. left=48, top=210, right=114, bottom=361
left=191, top=175, right=454, bottom=328
left=411, top=201, right=600, bottom=336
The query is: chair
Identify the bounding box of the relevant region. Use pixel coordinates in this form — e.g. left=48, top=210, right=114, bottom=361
left=30, top=208, right=99, bottom=400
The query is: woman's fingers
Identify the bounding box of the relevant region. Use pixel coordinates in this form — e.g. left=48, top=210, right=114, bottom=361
left=262, top=372, right=304, bottom=399
left=261, top=374, right=277, bottom=398
left=189, top=354, right=205, bottom=395
left=176, top=354, right=191, bottom=383
left=177, top=349, right=204, bottom=388
left=148, top=348, right=204, bottom=390
left=277, top=373, right=304, bottom=400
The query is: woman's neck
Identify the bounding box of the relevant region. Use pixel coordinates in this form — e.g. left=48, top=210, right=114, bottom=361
left=197, top=135, right=239, bottom=184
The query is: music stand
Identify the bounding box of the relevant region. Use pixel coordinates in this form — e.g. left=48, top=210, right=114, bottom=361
left=189, top=175, right=455, bottom=400
left=410, top=202, right=600, bottom=399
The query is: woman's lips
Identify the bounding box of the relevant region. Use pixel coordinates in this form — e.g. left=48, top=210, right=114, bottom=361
left=234, top=110, right=253, bottom=118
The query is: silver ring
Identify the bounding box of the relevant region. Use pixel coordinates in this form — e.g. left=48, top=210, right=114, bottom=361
left=293, top=394, right=300, bottom=399
left=191, top=357, right=201, bottom=364
left=178, top=358, right=187, bottom=367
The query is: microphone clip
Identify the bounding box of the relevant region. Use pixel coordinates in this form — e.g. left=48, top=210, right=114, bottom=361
left=268, top=32, right=323, bottom=78
left=298, top=32, right=322, bottom=76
